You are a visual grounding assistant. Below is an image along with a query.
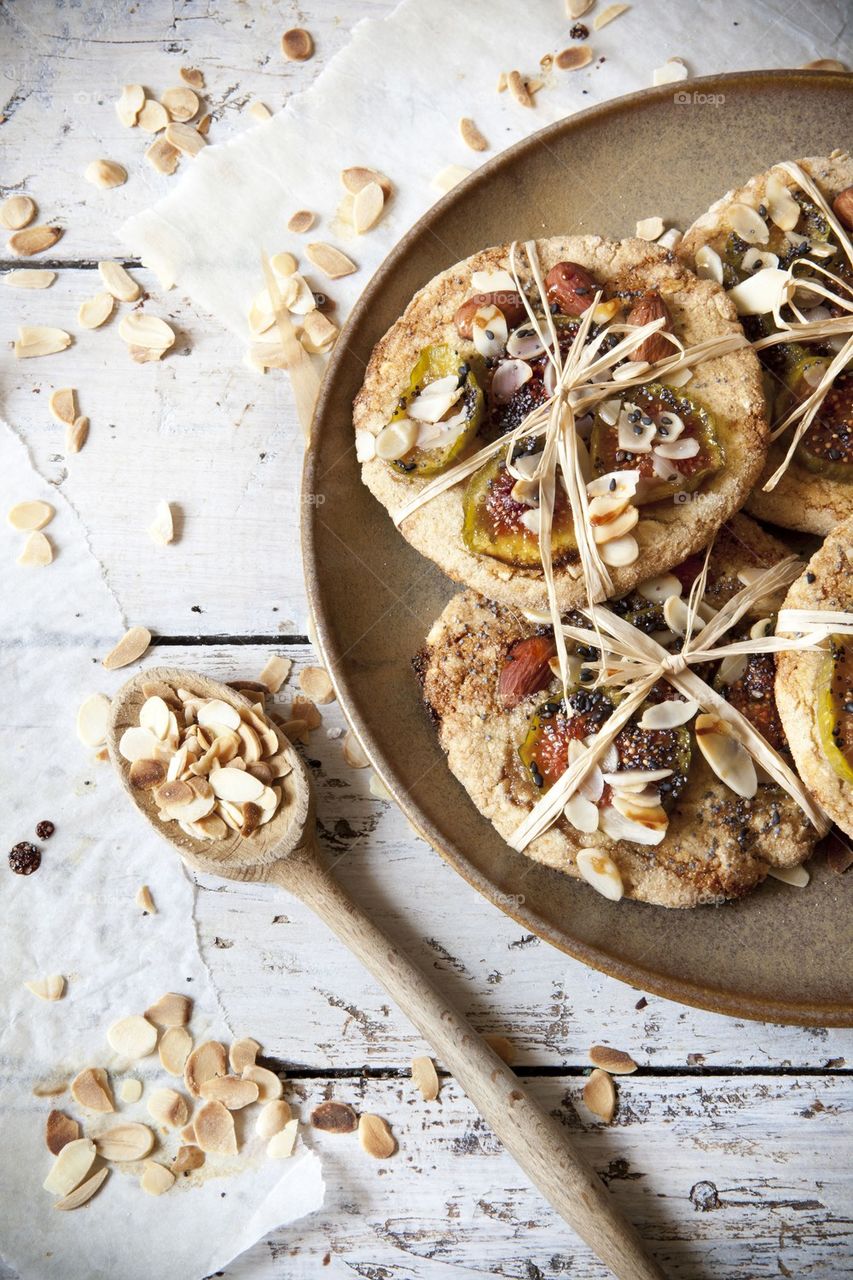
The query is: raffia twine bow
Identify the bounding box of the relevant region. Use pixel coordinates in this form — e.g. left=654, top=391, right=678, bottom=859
left=509, top=551, right=853, bottom=853
left=747, top=161, right=853, bottom=491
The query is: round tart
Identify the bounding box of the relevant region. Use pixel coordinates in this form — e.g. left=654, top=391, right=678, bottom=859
left=681, top=150, right=853, bottom=535
left=417, top=516, right=817, bottom=909
left=776, top=513, right=853, bottom=838
left=355, top=235, right=768, bottom=612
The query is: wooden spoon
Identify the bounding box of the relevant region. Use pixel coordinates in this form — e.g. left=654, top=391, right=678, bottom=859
left=109, top=666, right=664, bottom=1280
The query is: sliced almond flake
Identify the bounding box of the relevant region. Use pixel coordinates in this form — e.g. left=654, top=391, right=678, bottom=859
left=107, top=1014, right=158, bottom=1059
left=147, top=1087, right=189, bottom=1128
left=576, top=848, right=624, bottom=900
left=311, top=1100, right=357, bottom=1133
left=583, top=1068, right=617, bottom=1122
left=14, top=326, right=71, bottom=359
left=431, top=164, right=472, bottom=195
left=801, top=58, right=847, bottom=71
left=256, top=1099, right=292, bottom=1139
left=635, top=216, right=665, bottom=241
left=767, top=864, right=810, bottom=888
left=342, top=730, right=369, bottom=768
left=411, top=1055, right=440, bottom=1101
left=298, top=666, right=334, bottom=704
left=118, top=311, right=176, bottom=355
left=0, top=194, right=36, bottom=229
left=116, top=84, right=145, bottom=127
left=555, top=46, right=593, bottom=71
left=71, top=1067, right=114, bottom=1113
left=119, top=1078, right=143, bottom=1103
left=567, top=0, right=594, bottom=15
left=593, top=3, right=630, bottom=28
left=305, top=242, right=357, bottom=280
left=24, top=974, right=65, bottom=1001
left=496, top=71, right=508, bottom=92
left=506, top=69, right=533, bottom=106
left=352, top=180, right=385, bottom=233
left=172, top=1143, right=205, bottom=1173
left=180, top=66, right=205, bottom=89
left=694, top=713, right=757, bottom=798
left=66, top=415, right=89, bottom=455
left=145, top=136, right=181, bottom=175
left=652, top=58, right=688, bottom=85
left=95, top=1122, right=155, bottom=1161
left=229, top=1036, right=261, bottom=1073
left=249, top=101, right=273, bottom=121
left=141, top=1160, right=175, bottom=1195
left=76, top=692, right=110, bottom=747
left=589, top=1045, right=638, bottom=1073
left=43, top=1138, right=97, bottom=1195
left=271, top=251, right=298, bottom=277
left=241, top=1064, right=282, bottom=1101
left=159, top=1025, right=193, bottom=1077
left=7, top=499, right=54, bottom=532
left=78, top=291, right=115, bottom=329
left=98, top=261, right=141, bottom=302
left=84, top=159, right=127, bottom=189
left=164, top=121, right=206, bottom=156
left=267, top=1118, right=299, bottom=1159
left=8, top=225, right=62, bottom=257
left=46, top=1111, right=81, bottom=1155
left=289, top=696, right=322, bottom=734
left=4, top=268, right=56, bottom=289
left=358, top=1113, right=396, bottom=1159
left=194, top=1100, right=238, bottom=1155
left=287, top=209, right=316, bottom=234
left=184, top=1040, right=227, bottom=1097
left=459, top=117, right=488, bottom=153
left=103, top=625, right=151, bottom=671
left=196, top=112, right=212, bottom=136
left=161, top=85, right=199, bottom=122
left=145, top=992, right=192, bottom=1027
left=340, top=167, right=393, bottom=198
left=148, top=499, right=175, bottom=546
left=138, top=99, right=169, bottom=133
left=17, top=530, right=53, bottom=566
left=281, top=27, right=314, bottom=61
left=200, top=1075, right=259, bottom=1109
left=54, top=1166, right=109, bottom=1211
left=301, top=309, right=339, bottom=354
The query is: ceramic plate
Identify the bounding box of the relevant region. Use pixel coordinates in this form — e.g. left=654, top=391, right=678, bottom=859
left=303, top=70, right=853, bottom=1026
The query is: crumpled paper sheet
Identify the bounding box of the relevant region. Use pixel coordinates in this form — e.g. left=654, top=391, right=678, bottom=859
left=0, top=426, right=324, bottom=1280
left=121, top=0, right=848, bottom=343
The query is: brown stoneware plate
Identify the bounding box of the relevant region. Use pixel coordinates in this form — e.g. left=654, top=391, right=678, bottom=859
left=303, top=70, right=853, bottom=1026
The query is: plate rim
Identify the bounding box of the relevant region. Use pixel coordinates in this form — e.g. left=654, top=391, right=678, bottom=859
left=303, top=67, right=853, bottom=1028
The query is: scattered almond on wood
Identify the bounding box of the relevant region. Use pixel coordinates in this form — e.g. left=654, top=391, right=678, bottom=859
left=594, top=3, right=631, bottom=28
left=85, top=160, right=127, bottom=189
left=556, top=45, right=594, bottom=70
left=305, top=242, right=357, bottom=280
left=141, top=1160, right=175, bottom=1195
left=287, top=209, right=316, bottom=233
left=267, top=1118, right=299, bottom=1159
left=194, top=1100, right=238, bottom=1155
left=583, top=1068, right=617, bottom=1122
left=507, top=70, right=533, bottom=107
left=161, top=85, right=199, bottom=121
left=24, top=975, right=65, bottom=1001
left=49, top=387, right=77, bottom=425
left=567, top=0, right=594, bottom=13
left=249, top=102, right=273, bottom=122
left=184, top=1040, right=227, bottom=1096
left=66, top=415, right=89, bottom=454
left=7, top=500, right=54, bottom=532
left=116, top=84, right=145, bottom=127
left=459, top=117, right=488, bottom=152
left=352, top=181, right=385, bottom=233
left=94, top=1122, right=155, bottom=1161
left=14, top=326, right=72, bottom=359
left=241, top=1064, right=282, bottom=1101
left=311, top=1100, right=358, bottom=1134
left=484, top=1034, right=515, bottom=1064
left=107, top=1014, right=158, bottom=1059
left=76, top=692, right=110, bottom=747
left=411, top=1055, right=440, bottom=1101
left=180, top=67, right=205, bottom=90
left=138, top=99, right=169, bottom=133
left=200, top=1075, right=259, bottom=1109
left=281, top=27, right=314, bottom=61
left=1, top=194, right=37, bottom=229
left=8, top=225, right=62, bottom=256
left=46, top=1110, right=80, bottom=1155
left=4, top=268, right=56, bottom=288
left=589, top=1045, right=638, bottom=1074
left=159, top=1026, right=193, bottom=1077
left=229, top=1036, right=261, bottom=1073
left=103, top=625, right=151, bottom=671
left=165, top=122, right=206, bottom=156
left=256, top=1099, right=292, bottom=1139
left=146, top=136, right=181, bottom=175
left=98, top=260, right=141, bottom=302
left=78, top=291, right=115, bottom=329
left=358, top=1113, right=397, bottom=1159
left=258, top=655, right=291, bottom=694
left=145, top=991, right=192, bottom=1027
left=118, top=312, right=176, bottom=360
left=342, top=730, right=369, bottom=768
left=148, top=500, right=175, bottom=546
left=298, top=666, right=334, bottom=704
left=17, top=531, right=54, bottom=567
left=136, top=884, right=156, bottom=916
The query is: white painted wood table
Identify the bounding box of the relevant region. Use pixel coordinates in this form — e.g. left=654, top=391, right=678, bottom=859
left=2, top=2, right=851, bottom=1276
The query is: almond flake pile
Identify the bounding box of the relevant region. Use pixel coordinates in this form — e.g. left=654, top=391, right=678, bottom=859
left=115, top=76, right=210, bottom=177
left=9, top=499, right=55, bottom=569
left=119, top=684, right=293, bottom=842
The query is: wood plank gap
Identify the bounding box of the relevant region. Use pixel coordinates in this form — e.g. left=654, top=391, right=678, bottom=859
left=0, top=257, right=142, bottom=271
left=269, top=1063, right=853, bottom=1080
left=151, top=634, right=311, bottom=646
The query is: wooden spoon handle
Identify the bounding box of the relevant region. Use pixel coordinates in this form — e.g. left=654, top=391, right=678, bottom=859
left=277, top=855, right=664, bottom=1280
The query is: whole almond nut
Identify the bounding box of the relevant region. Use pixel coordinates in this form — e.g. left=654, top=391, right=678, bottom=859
left=498, top=635, right=557, bottom=708
left=545, top=261, right=597, bottom=316
left=626, top=292, right=677, bottom=363
left=454, top=290, right=526, bottom=339
left=832, top=185, right=853, bottom=230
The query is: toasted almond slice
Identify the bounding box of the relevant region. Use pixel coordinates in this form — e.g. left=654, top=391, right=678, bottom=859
left=103, top=626, right=151, bottom=671
left=352, top=181, right=385, bottom=234
left=411, top=1055, right=440, bottom=1101
left=249, top=101, right=273, bottom=121
left=147, top=1087, right=189, bottom=1128
left=768, top=864, right=811, bottom=888
left=85, top=160, right=127, bottom=189
left=7, top=500, right=54, bottom=532
left=141, top=1160, right=175, bottom=1195
left=24, top=974, right=65, bottom=1001
left=46, top=1110, right=80, bottom=1155
left=66, top=415, right=89, bottom=454
left=458, top=117, right=488, bottom=152
left=165, top=121, right=206, bottom=156
left=594, top=3, right=630, bottom=28
left=145, top=136, right=181, bottom=175
left=267, top=1118, right=299, bottom=1159
left=14, top=325, right=71, bottom=359
left=179, top=1122, right=197, bottom=1144
left=145, top=992, right=192, bottom=1027
left=291, top=696, right=322, bottom=732
left=138, top=99, right=169, bottom=133
left=161, top=85, right=199, bottom=121
left=555, top=45, right=594, bottom=71
left=43, top=1138, right=96, bottom=1195
left=8, top=225, right=62, bottom=256
left=118, top=311, right=176, bottom=354
left=120, top=1078, right=143, bottom=1102
left=342, top=729, right=369, bottom=768
left=589, top=1045, right=638, bottom=1074
left=54, top=1166, right=109, bottom=1210
left=158, top=1026, right=193, bottom=1078
left=130, top=760, right=166, bottom=794
left=694, top=713, right=757, bottom=798
left=305, top=242, right=357, bottom=279
left=576, top=848, right=625, bottom=901
left=229, top=1037, right=260, bottom=1073
left=107, top=1014, right=158, bottom=1059
left=184, top=1040, right=227, bottom=1097
left=209, top=767, right=265, bottom=803
left=76, top=692, right=111, bottom=747
left=239, top=800, right=261, bottom=837
left=196, top=112, right=212, bottom=135
left=180, top=66, right=205, bottom=89
left=583, top=1068, right=617, bottom=1122
left=241, top=1064, right=282, bottom=1101
left=506, top=69, right=533, bottom=106
left=311, top=1100, right=357, bottom=1133
left=636, top=215, right=665, bottom=241
left=252, top=1100, right=290, bottom=1140
left=194, top=1100, right=237, bottom=1154
left=1, top=195, right=36, bottom=229
left=17, top=530, right=53, bottom=566
left=197, top=698, right=242, bottom=731
left=5, top=268, right=56, bottom=288
left=256, top=656, right=291, bottom=697
left=95, top=1122, right=155, bottom=1161
left=358, top=1113, right=396, bottom=1159
left=431, top=164, right=472, bottom=194
left=638, top=699, right=698, bottom=730
left=300, top=309, right=339, bottom=354
left=78, top=291, right=115, bottom=329
left=116, top=84, right=145, bottom=126
left=340, top=166, right=392, bottom=197
left=172, top=1143, right=205, bottom=1174
left=726, top=202, right=769, bottom=245
left=287, top=209, right=315, bottom=234
left=298, top=666, right=334, bottom=704
left=49, top=387, right=77, bottom=425
left=281, top=27, right=314, bottom=60
left=98, top=260, right=141, bottom=302
left=200, top=1075, right=259, bottom=1109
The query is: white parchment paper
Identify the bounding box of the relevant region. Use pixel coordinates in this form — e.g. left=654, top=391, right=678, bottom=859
left=121, top=0, right=849, bottom=343
left=0, top=427, right=324, bottom=1280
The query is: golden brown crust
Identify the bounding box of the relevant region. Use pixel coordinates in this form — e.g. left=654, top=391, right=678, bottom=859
left=421, top=516, right=816, bottom=909
left=355, top=235, right=768, bottom=611
left=681, top=151, right=853, bottom=535
left=776, top=514, right=853, bottom=837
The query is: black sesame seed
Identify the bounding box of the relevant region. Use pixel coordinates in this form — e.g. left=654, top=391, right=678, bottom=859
left=806, top=572, right=816, bottom=583
left=758, top=203, right=767, bottom=217
left=485, top=329, right=495, bottom=341
left=609, top=478, right=617, bottom=491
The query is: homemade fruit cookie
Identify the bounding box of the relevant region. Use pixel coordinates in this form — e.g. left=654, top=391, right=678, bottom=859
left=776, top=513, right=853, bottom=839
left=681, top=151, right=853, bottom=535
left=417, top=516, right=818, bottom=909
left=355, top=235, right=768, bottom=612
